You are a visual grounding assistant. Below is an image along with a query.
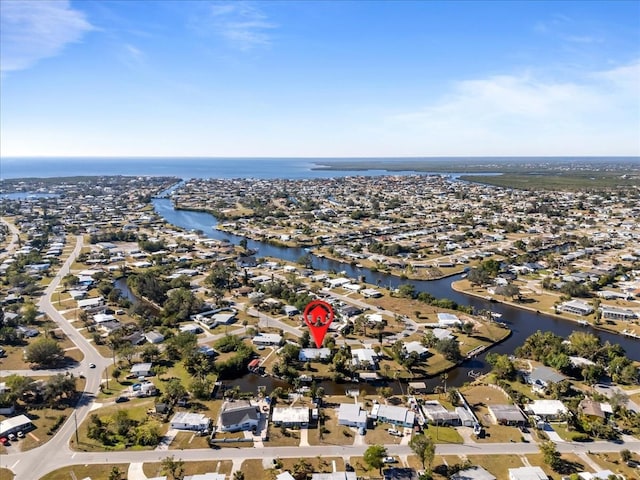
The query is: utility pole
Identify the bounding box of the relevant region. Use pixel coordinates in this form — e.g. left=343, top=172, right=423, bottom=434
left=74, top=410, right=79, bottom=445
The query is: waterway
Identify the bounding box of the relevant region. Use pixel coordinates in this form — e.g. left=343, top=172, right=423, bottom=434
left=148, top=196, right=639, bottom=394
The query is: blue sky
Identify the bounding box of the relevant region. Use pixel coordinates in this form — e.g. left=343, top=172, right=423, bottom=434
left=1, top=0, right=638, bottom=157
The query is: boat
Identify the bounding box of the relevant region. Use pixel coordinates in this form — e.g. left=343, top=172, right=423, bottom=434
left=578, top=320, right=588, bottom=326
left=490, top=312, right=502, bottom=319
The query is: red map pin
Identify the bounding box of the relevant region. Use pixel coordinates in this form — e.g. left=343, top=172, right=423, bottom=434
left=303, top=300, right=335, bottom=348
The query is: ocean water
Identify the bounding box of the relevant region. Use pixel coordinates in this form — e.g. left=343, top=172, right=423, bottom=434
left=0, top=157, right=419, bottom=180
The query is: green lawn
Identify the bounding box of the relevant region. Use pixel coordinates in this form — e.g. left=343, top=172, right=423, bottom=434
left=40, top=463, right=129, bottom=480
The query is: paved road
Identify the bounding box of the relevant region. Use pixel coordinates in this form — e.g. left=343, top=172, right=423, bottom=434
left=2, top=235, right=639, bottom=479
left=0, top=217, right=21, bottom=260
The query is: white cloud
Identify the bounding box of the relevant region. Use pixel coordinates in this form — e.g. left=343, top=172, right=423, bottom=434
left=202, top=1, right=276, bottom=51
left=388, top=61, right=640, bottom=156
left=0, top=0, right=94, bottom=73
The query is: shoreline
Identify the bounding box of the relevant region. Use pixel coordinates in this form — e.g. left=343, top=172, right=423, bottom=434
left=450, top=280, right=639, bottom=341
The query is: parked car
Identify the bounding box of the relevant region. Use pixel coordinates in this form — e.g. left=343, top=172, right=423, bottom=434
left=0, top=437, right=8, bottom=445
left=89, top=363, right=96, bottom=368
left=383, top=456, right=397, bottom=464
left=17, top=431, right=24, bottom=438
left=115, top=396, right=129, bottom=403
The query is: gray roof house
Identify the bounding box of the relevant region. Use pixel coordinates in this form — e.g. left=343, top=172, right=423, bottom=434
left=337, top=403, right=367, bottom=428
left=370, top=404, right=415, bottom=428
left=219, top=401, right=260, bottom=432
left=131, top=363, right=153, bottom=377
left=527, top=366, right=567, bottom=390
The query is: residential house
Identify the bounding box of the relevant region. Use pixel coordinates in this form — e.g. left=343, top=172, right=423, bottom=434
left=527, top=366, right=567, bottom=392
left=508, top=467, right=547, bottom=480
left=219, top=401, right=260, bottom=432
left=299, top=348, right=332, bottom=362
left=599, top=306, right=636, bottom=321
left=403, top=341, right=429, bottom=358
left=526, top=399, right=568, bottom=421
left=169, top=412, right=211, bottom=432
left=421, top=401, right=460, bottom=425
left=370, top=404, right=415, bottom=428
left=271, top=407, right=310, bottom=427
left=578, top=399, right=609, bottom=421
left=337, top=403, right=367, bottom=429
left=451, top=466, right=497, bottom=480
left=131, top=363, right=153, bottom=377
left=252, top=333, right=282, bottom=346
left=558, top=300, right=593, bottom=316
left=0, top=414, right=33, bottom=438
left=487, top=404, right=528, bottom=426
left=437, top=313, right=462, bottom=327
left=311, top=473, right=357, bottom=480
left=145, top=331, right=165, bottom=344
left=351, top=348, right=379, bottom=369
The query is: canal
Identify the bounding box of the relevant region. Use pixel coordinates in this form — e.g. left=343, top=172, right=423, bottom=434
left=149, top=197, right=639, bottom=393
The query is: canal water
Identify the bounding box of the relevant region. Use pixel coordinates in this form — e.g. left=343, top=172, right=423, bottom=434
left=148, top=197, right=639, bottom=394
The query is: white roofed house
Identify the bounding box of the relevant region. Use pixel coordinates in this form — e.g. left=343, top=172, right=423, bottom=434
left=271, top=406, right=310, bottom=427
left=370, top=404, right=415, bottom=428
left=0, top=414, right=33, bottom=438
left=558, top=299, right=593, bottom=316
left=337, top=403, right=367, bottom=429
left=351, top=348, right=379, bottom=370
left=131, top=362, right=153, bottom=377
left=298, top=348, right=331, bottom=362
left=599, top=305, right=637, bottom=321
left=526, top=399, right=568, bottom=421
left=252, top=333, right=283, bottom=346
left=170, top=412, right=210, bottom=432
left=403, top=341, right=429, bottom=359
left=508, top=466, right=548, bottom=480
left=437, top=312, right=462, bottom=327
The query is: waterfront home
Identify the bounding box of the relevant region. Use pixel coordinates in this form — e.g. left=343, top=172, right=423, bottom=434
left=508, top=466, right=548, bottom=480
left=527, top=366, right=567, bottom=392
left=487, top=404, right=528, bottom=426
left=526, top=399, right=568, bottom=421
left=337, top=403, right=367, bottom=429
left=437, top=312, right=462, bottom=327
left=271, top=406, right=310, bottom=427
left=169, top=412, right=210, bottom=432
left=298, top=348, right=331, bottom=362
left=370, top=404, right=415, bottom=428
left=421, top=401, right=460, bottom=425
left=131, top=362, right=153, bottom=377
left=403, top=341, right=429, bottom=358
left=218, top=401, right=260, bottom=432
left=351, top=348, right=379, bottom=369
left=599, top=305, right=637, bottom=321
left=558, top=299, right=593, bottom=316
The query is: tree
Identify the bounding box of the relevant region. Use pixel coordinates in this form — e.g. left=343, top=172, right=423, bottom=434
left=108, top=466, right=123, bottom=480
left=435, top=337, right=461, bottom=362
left=163, top=378, right=187, bottom=407
left=363, top=444, right=387, bottom=474
left=540, top=440, right=562, bottom=471
left=21, top=302, right=39, bottom=324
left=292, top=458, right=313, bottom=480
left=25, top=337, right=64, bottom=367
left=486, top=353, right=515, bottom=380
left=161, top=455, right=185, bottom=480
left=409, top=433, right=435, bottom=471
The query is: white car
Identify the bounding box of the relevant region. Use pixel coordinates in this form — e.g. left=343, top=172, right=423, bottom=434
left=383, top=456, right=397, bottom=464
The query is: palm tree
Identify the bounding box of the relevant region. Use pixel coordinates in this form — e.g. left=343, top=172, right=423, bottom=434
left=233, top=472, right=245, bottom=480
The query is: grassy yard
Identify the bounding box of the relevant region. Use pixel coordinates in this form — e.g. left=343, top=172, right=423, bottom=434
left=279, top=456, right=345, bottom=474
left=466, top=454, right=527, bottom=479
left=588, top=452, right=640, bottom=480
left=169, top=431, right=210, bottom=450
left=0, top=468, right=14, bottom=480
left=422, top=423, right=463, bottom=444
left=143, top=460, right=232, bottom=477
left=307, top=406, right=355, bottom=446
left=364, top=424, right=405, bottom=446
left=40, top=463, right=129, bottom=480
left=240, top=459, right=277, bottom=479
left=266, top=423, right=300, bottom=446
left=72, top=397, right=166, bottom=452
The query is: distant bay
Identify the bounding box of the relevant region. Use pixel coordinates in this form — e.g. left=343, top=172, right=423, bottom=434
left=2, top=156, right=636, bottom=181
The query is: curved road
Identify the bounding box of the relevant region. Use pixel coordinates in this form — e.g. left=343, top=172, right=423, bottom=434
left=2, top=235, right=638, bottom=479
